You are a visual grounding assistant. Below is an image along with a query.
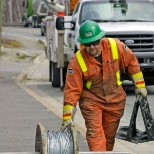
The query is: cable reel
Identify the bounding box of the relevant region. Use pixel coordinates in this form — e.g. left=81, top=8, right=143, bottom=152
left=35, top=123, right=79, bottom=154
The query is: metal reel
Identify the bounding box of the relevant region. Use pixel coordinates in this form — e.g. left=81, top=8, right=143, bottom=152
left=70, top=126, right=79, bottom=154
left=35, top=123, right=79, bottom=154
left=35, top=123, right=47, bottom=154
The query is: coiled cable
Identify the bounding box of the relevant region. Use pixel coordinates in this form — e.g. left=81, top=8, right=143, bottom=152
left=47, top=127, right=74, bottom=154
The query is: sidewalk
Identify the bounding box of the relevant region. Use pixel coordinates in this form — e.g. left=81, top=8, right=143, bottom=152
left=16, top=41, right=154, bottom=154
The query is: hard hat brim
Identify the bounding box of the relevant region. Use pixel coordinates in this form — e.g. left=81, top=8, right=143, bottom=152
left=77, top=31, right=105, bottom=44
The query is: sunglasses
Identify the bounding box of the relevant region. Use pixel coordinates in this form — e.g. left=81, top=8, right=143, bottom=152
left=84, top=40, right=100, bottom=47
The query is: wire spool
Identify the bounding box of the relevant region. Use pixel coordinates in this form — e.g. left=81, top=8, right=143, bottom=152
left=35, top=123, right=79, bottom=154
left=35, top=123, right=47, bottom=154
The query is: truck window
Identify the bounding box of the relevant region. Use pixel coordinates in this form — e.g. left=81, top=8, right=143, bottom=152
left=126, top=2, right=154, bottom=20
left=40, top=3, right=47, bottom=13
left=79, top=1, right=154, bottom=24
left=79, top=1, right=117, bottom=23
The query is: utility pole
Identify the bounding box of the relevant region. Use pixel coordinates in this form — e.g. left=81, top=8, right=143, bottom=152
left=0, top=0, right=3, bottom=53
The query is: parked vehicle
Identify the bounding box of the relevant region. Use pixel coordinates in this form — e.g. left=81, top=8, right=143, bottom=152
left=40, top=11, right=54, bottom=36
left=22, top=0, right=47, bottom=28
left=45, top=0, right=154, bottom=87
left=40, top=19, right=46, bottom=36
left=44, top=0, right=73, bottom=87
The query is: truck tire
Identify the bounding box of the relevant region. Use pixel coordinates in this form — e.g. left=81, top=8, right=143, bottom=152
left=35, top=19, right=39, bottom=28
left=32, top=21, right=35, bottom=28
left=49, top=61, right=67, bottom=88
left=144, top=74, right=154, bottom=85
left=50, top=62, right=60, bottom=87
left=22, top=19, right=29, bottom=27
left=63, top=67, right=67, bottom=88
left=40, top=27, right=44, bottom=36
left=32, top=18, right=36, bottom=28
left=49, top=60, right=53, bottom=82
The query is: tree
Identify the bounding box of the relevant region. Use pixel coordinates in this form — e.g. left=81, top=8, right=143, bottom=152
left=0, top=0, right=2, bottom=52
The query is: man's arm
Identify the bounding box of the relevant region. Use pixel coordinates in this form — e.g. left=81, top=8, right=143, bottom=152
left=61, top=55, right=83, bottom=130
left=117, top=40, right=147, bottom=97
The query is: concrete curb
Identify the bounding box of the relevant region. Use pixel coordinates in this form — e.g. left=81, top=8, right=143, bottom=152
left=37, top=38, right=47, bottom=48
left=15, top=53, right=48, bottom=83
left=33, top=53, right=47, bottom=64
left=15, top=39, right=47, bottom=83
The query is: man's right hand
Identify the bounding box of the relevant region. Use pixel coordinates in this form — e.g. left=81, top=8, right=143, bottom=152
left=61, top=119, right=73, bottom=130
left=60, top=104, right=76, bottom=130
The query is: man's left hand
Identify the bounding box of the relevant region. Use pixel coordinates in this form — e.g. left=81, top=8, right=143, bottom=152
left=135, top=88, right=147, bottom=97
left=61, top=119, right=73, bottom=130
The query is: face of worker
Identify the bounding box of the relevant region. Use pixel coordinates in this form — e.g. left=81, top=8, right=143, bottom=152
left=84, top=39, right=102, bottom=57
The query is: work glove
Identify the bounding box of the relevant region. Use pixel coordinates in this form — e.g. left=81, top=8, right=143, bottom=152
left=135, top=88, right=147, bottom=98
left=61, top=104, right=76, bottom=130
left=131, top=71, right=147, bottom=98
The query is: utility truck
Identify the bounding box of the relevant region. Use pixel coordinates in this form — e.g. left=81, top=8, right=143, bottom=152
left=22, top=0, right=47, bottom=28
left=45, top=0, right=154, bottom=88
left=44, top=0, right=77, bottom=87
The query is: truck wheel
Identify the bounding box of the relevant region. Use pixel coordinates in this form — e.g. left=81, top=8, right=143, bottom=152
left=144, top=76, right=154, bottom=85
left=49, top=61, right=67, bottom=88
left=41, top=28, right=44, bottom=36
left=142, top=72, right=154, bottom=85
left=23, top=19, right=29, bottom=27
left=35, top=19, right=39, bottom=28
left=63, top=67, right=67, bottom=87
left=51, top=62, right=60, bottom=87
left=32, top=18, right=36, bottom=28
left=49, top=61, right=53, bottom=82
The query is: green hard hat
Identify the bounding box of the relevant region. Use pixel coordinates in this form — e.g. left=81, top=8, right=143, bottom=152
left=77, top=20, right=105, bottom=44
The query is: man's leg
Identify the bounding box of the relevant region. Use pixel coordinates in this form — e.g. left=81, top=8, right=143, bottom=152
left=79, top=99, right=106, bottom=151
left=102, top=100, right=125, bottom=151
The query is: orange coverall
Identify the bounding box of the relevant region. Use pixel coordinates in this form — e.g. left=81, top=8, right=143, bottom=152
left=64, top=38, right=141, bottom=151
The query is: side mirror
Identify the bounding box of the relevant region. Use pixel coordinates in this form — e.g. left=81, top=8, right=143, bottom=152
left=56, top=16, right=76, bottom=31
left=56, top=17, right=64, bottom=30
left=70, top=20, right=75, bottom=31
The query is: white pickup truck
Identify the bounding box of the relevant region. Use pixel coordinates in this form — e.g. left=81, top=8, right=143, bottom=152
left=46, top=0, right=154, bottom=87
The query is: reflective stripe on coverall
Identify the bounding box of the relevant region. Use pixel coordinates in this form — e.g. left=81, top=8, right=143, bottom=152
left=64, top=38, right=141, bottom=151
left=76, top=38, right=122, bottom=89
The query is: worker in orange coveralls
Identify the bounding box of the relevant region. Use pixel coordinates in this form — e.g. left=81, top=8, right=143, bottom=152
left=61, top=20, right=147, bottom=151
